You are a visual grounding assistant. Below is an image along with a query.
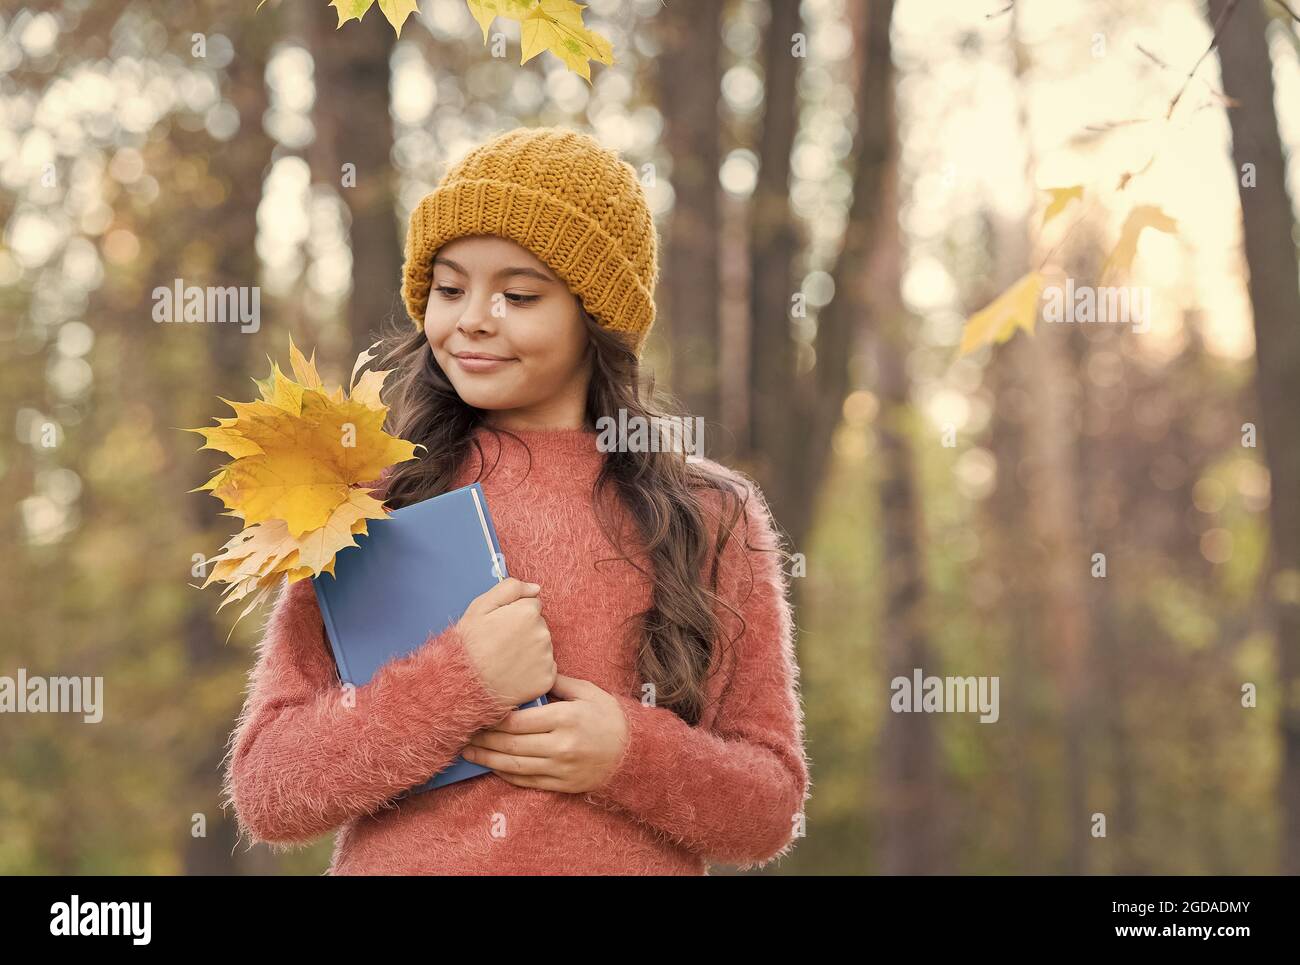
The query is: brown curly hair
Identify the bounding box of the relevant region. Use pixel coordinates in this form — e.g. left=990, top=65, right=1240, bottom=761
left=371, top=307, right=782, bottom=726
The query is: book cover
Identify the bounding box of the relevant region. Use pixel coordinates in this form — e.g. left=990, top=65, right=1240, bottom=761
left=312, top=482, right=546, bottom=793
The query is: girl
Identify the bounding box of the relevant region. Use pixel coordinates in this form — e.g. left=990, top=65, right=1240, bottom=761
left=223, top=126, right=810, bottom=875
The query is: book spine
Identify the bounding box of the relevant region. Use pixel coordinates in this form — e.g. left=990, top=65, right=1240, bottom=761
left=469, top=483, right=508, bottom=583
left=312, top=579, right=354, bottom=684
left=467, top=486, right=544, bottom=708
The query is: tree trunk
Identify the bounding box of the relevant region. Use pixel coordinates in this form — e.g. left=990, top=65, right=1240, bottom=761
left=862, top=44, right=939, bottom=871
left=1210, top=0, right=1300, bottom=874
left=180, top=2, right=280, bottom=876
left=744, top=0, right=896, bottom=563
left=655, top=0, right=724, bottom=429
left=309, top=7, right=402, bottom=347
left=980, top=297, right=1048, bottom=872
left=795, top=0, right=896, bottom=551
left=1002, top=2, right=1096, bottom=874
left=746, top=0, right=804, bottom=498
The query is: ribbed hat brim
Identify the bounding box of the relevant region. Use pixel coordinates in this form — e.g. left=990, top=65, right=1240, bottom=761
left=402, top=178, right=656, bottom=358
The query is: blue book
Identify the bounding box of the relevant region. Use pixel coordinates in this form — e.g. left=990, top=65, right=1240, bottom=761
left=312, top=482, right=546, bottom=795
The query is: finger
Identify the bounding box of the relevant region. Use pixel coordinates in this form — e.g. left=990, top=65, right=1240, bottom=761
left=491, top=702, right=566, bottom=734
left=547, top=673, right=599, bottom=700
left=463, top=745, right=552, bottom=775
left=464, top=577, right=540, bottom=617
left=468, top=730, right=563, bottom=757
left=493, top=771, right=570, bottom=792
left=499, top=596, right=545, bottom=618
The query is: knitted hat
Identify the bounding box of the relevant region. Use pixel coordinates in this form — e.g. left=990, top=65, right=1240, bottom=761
left=401, top=127, right=660, bottom=359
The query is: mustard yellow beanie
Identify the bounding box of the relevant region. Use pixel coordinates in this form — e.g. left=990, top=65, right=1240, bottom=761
left=401, top=126, right=660, bottom=359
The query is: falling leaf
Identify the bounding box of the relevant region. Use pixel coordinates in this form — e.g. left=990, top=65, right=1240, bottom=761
left=1100, top=205, right=1178, bottom=282
left=1041, top=185, right=1083, bottom=227
left=959, top=271, right=1046, bottom=356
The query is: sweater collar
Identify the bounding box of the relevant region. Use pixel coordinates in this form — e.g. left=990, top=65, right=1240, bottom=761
left=457, top=423, right=607, bottom=492
left=474, top=422, right=603, bottom=457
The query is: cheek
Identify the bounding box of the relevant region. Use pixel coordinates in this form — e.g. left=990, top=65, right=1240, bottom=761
left=508, top=321, right=554, bottom=359
left=423, top=312, right=465, bottom=364
left=514, top=300, right=587, bottom=361
left=422, top=301, right=453, bottom=339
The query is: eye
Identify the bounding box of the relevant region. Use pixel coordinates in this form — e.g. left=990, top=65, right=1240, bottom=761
left=434, top=284, right=462, bottom=298
left=505, top=292, right=540, bottom=305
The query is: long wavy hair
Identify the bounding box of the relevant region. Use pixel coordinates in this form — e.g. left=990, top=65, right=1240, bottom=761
left=372, top=303, right=775, bottom=726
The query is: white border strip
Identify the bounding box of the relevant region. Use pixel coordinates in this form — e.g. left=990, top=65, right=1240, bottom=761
left=470, top=487, right=504, bottom=582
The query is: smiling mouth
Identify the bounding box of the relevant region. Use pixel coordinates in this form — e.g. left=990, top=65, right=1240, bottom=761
left=452, top=354, right=517, bottom=372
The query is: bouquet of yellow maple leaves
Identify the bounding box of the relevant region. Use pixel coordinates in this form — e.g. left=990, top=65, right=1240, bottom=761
left=185, top=336, right=421, bottom=629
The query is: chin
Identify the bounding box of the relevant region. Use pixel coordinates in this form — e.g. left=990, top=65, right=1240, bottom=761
left=452, top=385, right=522, bottom=410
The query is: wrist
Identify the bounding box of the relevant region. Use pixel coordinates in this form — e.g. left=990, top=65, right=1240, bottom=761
left=589, top=693, right=644, bottom=797
left=440, top=626, right=516, bottom=719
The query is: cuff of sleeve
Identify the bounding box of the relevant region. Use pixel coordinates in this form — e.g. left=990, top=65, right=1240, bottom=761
left=373, top=624, right=517, bottom=735
left=585, top=693, right=680, bottom=818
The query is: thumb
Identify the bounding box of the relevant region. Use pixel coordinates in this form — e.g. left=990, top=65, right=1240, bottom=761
left=548, top=674, right=600, bottom=701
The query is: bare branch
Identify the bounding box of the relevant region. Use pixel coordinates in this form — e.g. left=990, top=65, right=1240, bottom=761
left=1167, top=0, right=1241, bottom=119
left=1136, top=42, right=1171, bottom=70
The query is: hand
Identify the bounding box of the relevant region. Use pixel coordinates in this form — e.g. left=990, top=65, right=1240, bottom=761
left=462, top=675, right=629, bottom=793
left=456, top=578, right=556, bottom=707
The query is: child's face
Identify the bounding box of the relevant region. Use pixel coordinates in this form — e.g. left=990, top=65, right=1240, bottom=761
left=423, top=234, right=593, bottom=427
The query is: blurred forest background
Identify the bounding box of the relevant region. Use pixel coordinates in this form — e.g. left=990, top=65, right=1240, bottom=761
left=2, top=0, right=1299, bottom=875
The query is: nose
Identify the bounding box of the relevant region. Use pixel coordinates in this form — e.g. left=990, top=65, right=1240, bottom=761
left=456, top=288, right=499, bottom=337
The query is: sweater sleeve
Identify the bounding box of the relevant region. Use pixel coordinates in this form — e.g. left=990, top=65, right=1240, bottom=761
left=582, top=478, right=811, bottom=870
left=222, top=573, right=516, bottom=846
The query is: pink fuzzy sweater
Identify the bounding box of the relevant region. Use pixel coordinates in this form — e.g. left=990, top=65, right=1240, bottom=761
left=223, top=424, right=810, bottom=875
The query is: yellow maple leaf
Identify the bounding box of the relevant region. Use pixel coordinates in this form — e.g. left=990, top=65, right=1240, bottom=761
left=349, top=367, right=393, bottom=410
left=186, top=336, right=421, bottom=630
left=203, top=393, right=415, bottom=537
left=959, top=271, right=1046, bottom=356
left=203, top=522, right=300, bottom=590
left=349, top=339, right=380, bottom=392
left=186, top=423, right=264, bottom=461
left=289, top=333, right=325, bottom=391
left=330, top=0, right=421, bottom=33
left=205, top=491, right=385, bottom=591
left=466, top=0, right=536, bottom=41
left=379, top=0, right=421, bottom=32
left=466, top=0, right=613, bottom=81
left=314, top=1, right=614, bottom=78
left=294, top=488, right=389, bottom=571
left=520, top=0, right=612, bottom=82
left=224, top=583, right=276, bottom=636
left=252, top=361, right=305, bottom=415
left=1100, top=205, right=1178, bottom=282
